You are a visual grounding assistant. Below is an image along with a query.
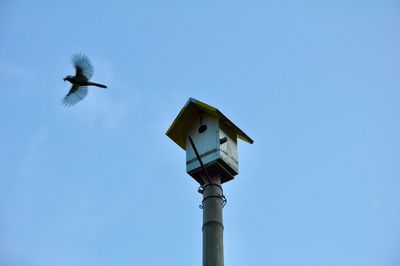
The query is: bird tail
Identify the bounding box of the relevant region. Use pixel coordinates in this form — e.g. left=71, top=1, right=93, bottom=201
left=87, top=81, right=107, bottom=88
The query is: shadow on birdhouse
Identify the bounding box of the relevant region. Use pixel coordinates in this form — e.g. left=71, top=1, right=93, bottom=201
left=166, top=98, right=253, bottom=185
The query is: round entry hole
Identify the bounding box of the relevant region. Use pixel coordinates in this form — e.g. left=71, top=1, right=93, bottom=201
left=198, top=124, right=207, bottom=133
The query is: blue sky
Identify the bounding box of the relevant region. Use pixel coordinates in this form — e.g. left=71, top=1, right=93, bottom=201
left=1, top=1, right=399, bottom=265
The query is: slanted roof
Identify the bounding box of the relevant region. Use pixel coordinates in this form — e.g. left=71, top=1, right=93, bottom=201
left=166, top=98, right=254, bottom=150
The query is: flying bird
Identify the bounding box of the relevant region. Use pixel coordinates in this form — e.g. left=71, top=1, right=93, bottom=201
left=62, top=53, right=107, bottom=107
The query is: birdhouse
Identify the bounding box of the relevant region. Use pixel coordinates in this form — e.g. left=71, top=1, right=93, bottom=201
left=166, top=98, right=253, bottom=184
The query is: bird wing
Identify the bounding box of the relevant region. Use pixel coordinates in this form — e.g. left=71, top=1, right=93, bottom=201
left=61, top=85, right=88, bottom=107
left=73, top=53, right=93, bottom=80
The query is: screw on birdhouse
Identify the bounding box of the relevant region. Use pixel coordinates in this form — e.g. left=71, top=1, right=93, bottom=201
left=198, top=186, right=204, bottom=194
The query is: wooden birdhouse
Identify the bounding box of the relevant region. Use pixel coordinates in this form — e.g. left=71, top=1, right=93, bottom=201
left=166, top=98, right=253, bottom=184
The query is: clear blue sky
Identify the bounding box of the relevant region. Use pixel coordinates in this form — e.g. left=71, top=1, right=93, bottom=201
left=1, top=1, right=399, bottom=265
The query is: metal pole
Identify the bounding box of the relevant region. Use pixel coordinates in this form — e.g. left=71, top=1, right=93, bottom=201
left=188, top=137, right=224, bottom=266
left=202, top=176, right=224, bottom=266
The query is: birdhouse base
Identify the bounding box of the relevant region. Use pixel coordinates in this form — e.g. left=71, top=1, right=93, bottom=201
left=188, top=159, right=238, bottom=185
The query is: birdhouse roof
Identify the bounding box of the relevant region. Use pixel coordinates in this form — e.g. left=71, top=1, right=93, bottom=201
left=166, top=98, right=254, bottom=150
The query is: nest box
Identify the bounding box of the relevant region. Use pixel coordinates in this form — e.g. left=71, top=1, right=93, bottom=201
left=166, top=98, right=253, bottom=184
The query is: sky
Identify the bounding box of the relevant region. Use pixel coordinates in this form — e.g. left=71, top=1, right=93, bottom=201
left=0, top=1, right=399, bottom=265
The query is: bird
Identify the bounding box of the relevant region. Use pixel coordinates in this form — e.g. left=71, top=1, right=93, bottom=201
left=62, top=53, right=107, bottom=107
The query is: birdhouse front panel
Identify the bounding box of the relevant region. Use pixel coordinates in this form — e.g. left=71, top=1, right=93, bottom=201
left=186, top=113, right=219, bottom=173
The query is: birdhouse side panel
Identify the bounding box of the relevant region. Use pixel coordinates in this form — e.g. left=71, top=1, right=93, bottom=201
left=219, top=124, right=238, bottom=174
